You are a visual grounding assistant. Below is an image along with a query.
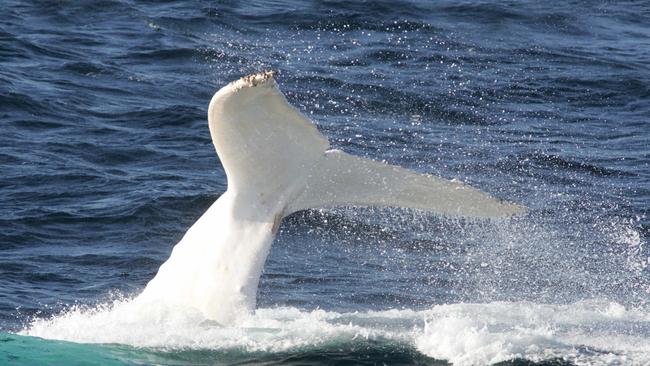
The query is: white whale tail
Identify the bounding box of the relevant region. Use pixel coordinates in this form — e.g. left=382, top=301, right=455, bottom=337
left=136, top=72, right=525, bottom=325
left=209, top=71, right=525, bottom=219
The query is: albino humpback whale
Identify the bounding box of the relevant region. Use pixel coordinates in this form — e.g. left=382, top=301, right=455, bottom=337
left=136, top=71, right=526, bottom=324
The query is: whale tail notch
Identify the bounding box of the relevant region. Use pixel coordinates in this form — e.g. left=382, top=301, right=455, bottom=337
left=208, top=71, right=526, bottom=220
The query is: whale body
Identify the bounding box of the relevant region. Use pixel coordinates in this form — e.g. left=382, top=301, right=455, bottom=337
left=135, top=71, right=526, bottom=324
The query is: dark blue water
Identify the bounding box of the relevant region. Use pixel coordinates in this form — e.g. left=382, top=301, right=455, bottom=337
left=1, top=1, right=649, bottom=365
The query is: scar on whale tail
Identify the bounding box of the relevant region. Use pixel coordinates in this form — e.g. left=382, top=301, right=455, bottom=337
left=135, top=71, right=526, bottom=324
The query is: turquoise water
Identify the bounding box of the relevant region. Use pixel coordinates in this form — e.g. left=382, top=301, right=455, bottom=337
left=1, top=332, right=445, bottom=366
left=1, top=332, right=139, bottom=366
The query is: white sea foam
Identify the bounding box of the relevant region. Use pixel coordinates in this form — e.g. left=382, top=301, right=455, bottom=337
left=23, top=299, right=650, bottom=365
left=416, top=301, right=650, bottom=365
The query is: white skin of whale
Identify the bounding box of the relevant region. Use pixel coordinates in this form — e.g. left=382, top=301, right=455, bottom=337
left=135, top=72, right=526, bottom=325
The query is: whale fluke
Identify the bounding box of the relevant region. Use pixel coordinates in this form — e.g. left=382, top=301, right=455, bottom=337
left=135, top=72, right=526, bottom=325
left=209, top=71, right=526, bottom=219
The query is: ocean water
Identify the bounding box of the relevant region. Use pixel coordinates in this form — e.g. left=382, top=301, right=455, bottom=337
left=1, top=0, right=649, bottom=365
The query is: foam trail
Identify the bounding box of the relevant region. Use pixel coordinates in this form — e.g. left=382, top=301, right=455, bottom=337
left=23, top=300, right=650, bottom=365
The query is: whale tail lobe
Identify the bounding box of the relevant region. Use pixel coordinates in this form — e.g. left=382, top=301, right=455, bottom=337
left=208, top=71, right=525, bottom=219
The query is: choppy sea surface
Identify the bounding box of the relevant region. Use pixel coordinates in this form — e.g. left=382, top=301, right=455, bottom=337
left=1, top=1, right=649, bottom=365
